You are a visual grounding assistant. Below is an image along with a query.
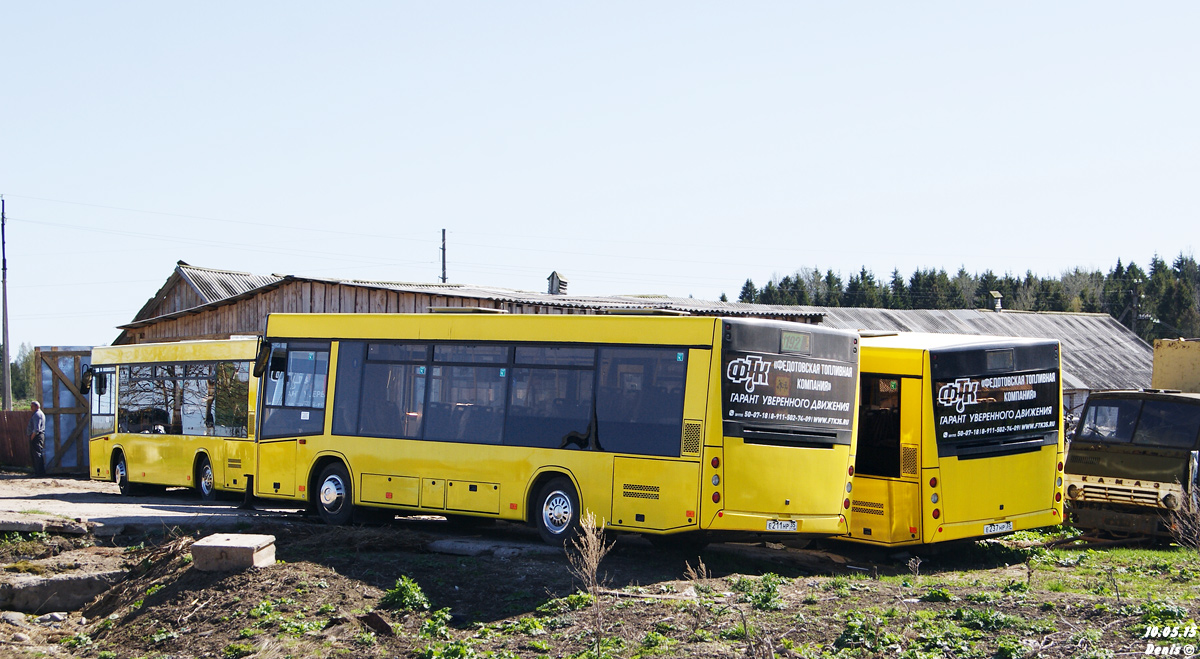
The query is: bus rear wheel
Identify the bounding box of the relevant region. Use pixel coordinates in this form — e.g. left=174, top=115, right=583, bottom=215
left=316, top=463, right=354, bottom=526
left=536, top=477, right=580, bottom=546
left=195, top=456, right=217, bottom=501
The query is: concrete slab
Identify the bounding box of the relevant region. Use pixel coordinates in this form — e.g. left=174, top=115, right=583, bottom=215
left=191, top=533, right=277, bottom=571
left=0, top=571, right=126, bottom=613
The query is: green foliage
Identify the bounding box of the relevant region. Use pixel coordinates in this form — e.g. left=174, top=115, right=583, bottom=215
left=248, top=600, right=275, bottom=618
left=735, top=572, right=787, bottom=610
left=223, top=643, right=256, bottom=659
left=421, top=608, right=454, bottom=640
left=98, top=652, right=118, bottom=659
left=150, top=628, right=179, bottom=643
left=536, top=591, right=593, bottom=616
left=354, top=630, right=377, bottom=646
left=946, top=607, right=1020, bottom=631
left=719, top=622, right=751, bottom=641
left=1121, top=600, right=1190, bottom=625
left=995, top=636, right=1026, bottom=659
left=379, top=575, right=431, bottom=612
left=60, top=633, right=92, bottom=648
left=919, top=587, right=954, bottom=602
left=834, top=611, right=903, bottom=651
left=146, top=584, right=165, bottom=596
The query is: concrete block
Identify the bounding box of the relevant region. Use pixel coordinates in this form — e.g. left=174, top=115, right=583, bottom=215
left=191, top=533, right=276, bottom=572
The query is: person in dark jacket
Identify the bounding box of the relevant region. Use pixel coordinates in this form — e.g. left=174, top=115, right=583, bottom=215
left=28, top=401, right=46, bottom=477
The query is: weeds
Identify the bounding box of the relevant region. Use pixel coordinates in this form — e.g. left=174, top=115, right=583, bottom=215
left=566, top=510, right=616, bottom=659
left=380, top=575, right=431, bottom=612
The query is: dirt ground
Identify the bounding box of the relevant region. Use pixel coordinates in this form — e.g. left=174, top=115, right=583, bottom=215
left=0, top=511, right=1189, bottom=659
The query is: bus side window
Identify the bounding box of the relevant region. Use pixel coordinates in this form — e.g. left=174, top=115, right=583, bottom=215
left=855, top=376, right=901, bottom=478
left=596, top=348, right=686, bottom=457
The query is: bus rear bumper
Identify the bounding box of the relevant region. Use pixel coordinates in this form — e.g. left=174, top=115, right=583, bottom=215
left=703, top=511, right=848, bottom=536
left=932, top=509, right=1061, bottom=543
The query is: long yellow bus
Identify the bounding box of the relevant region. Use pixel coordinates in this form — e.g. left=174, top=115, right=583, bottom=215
left=87, top=339, right=258, bottom=499
left=251, top=312, right=861, bottom=544
left=845, top=333, right=1064, bottom=546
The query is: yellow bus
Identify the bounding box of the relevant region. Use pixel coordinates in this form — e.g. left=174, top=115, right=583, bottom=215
left=86, top=339, right=258, bottom=499
left=845, top=333, right=1064, bottom=546
left=251, top=312, right=861, bottom=544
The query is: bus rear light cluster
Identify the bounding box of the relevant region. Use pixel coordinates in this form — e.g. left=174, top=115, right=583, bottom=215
left=712, top=492, right=721, bottom=503
left=929, top=477, right=938, bottom=488
left=848, top=465, right=854, bottom=476
left=843, top=498, right=850, bottom=510
left=1055, top=492, right=1062, bottom=503
left=711, top=457, right=720, bottom=468
left=931, top=508, right=941, bottom=520
left=1057, top=461, right=1063, bottom=472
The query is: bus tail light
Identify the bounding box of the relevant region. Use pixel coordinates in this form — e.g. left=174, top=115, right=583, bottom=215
left=711, top=457, right=720, bottom=468
left=932, top=508, right=940, bottom=519
left=843, top=498, right=850, bottom=510
left=848, top=465, right=854, bottom=476
left=712, top=492, right=720, bottom=503
left=1057, top=461, right=1063, bottom=472
left=929, top=477, right=938, bottom=488
left=1055, top=492, right=1062, bottom=502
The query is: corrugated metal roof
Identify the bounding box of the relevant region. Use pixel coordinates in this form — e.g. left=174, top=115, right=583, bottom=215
left=816, top=307, right=1152, bottom=392
left=178, top=262, right=283, bottom=303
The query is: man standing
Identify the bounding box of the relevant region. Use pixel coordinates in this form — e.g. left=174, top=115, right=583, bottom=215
left=28, top=401, right=46, bottom=477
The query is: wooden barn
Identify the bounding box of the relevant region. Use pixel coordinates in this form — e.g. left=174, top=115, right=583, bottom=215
left=114, top=262, right=824, bottom=345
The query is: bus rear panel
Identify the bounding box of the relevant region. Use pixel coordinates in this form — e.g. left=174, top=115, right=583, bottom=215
left=847, top=334, right=1064, bottom=546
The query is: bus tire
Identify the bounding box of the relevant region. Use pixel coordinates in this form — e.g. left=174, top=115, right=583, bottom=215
left=316, top=462, right=354, bottom=526
left=195, top=455, right=217, bottom=502
left=535, top=477, right=580, bottom=546
left=113, top=453, right=135, bottom=496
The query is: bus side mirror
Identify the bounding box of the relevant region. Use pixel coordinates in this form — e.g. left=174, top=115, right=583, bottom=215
left=80, top=367, right=93, bottom=395
left=253, top=341, right=272, bottom=378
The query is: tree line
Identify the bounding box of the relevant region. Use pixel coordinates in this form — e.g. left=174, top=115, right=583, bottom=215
left=729, top=253, right=1200, bottom=342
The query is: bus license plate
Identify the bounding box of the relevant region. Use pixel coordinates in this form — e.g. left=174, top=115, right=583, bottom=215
left=984, top=521, right=1013, bottom=535
left=766, top=520, right=797, bottom=532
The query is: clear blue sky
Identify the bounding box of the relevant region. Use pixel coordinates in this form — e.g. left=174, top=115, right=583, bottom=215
left=2, top=2, right=1197, bottom=351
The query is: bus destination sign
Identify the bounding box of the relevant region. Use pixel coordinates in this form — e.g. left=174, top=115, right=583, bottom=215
left=933, top=369, right=1059, bottom=441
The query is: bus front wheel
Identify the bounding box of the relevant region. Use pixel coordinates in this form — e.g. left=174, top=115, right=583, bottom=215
left=536, top=477, right=580, bottom=546
left=114, top=453, right=133, bottom=496
left=316, top=463, right=354, bottom=525
left=195, top=455, right=217, bottom=502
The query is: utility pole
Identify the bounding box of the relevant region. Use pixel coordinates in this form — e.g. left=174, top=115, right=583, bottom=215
left=440, top=229, right=447, bottom=283
left=2, top=196, right=11, bottom=411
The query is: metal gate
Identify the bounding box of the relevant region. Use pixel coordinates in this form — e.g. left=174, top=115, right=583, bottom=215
left=35, top=346, right=92, bottom=474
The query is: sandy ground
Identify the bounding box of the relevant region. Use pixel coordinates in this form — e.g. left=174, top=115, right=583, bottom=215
left=0, top=472, right=299, bottom=535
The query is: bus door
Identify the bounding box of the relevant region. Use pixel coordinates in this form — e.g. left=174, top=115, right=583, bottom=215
left=257, top=341, right=330, bottom=499
left=606, top=347, right=705, bottom=532
left=219, top=363, right=256, bottom=490
left=851, top=375, right=922, bottom=544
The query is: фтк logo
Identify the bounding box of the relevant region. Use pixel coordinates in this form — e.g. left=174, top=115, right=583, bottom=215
left=727, top=355, right=772, bottom=393
left=937, top=378, right=980, bottom=414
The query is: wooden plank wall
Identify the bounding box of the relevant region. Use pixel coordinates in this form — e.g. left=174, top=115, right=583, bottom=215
left=0, top=411, right=34, bottom=468
left=124, top=280, right=817, bottom=344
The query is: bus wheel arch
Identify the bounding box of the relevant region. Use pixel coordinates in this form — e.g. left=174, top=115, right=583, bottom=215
left=194, top=453, right=217, bottom=501
left=530, top=473, right=582, bottom=546
left=310, top=458, right=354, bottom=525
